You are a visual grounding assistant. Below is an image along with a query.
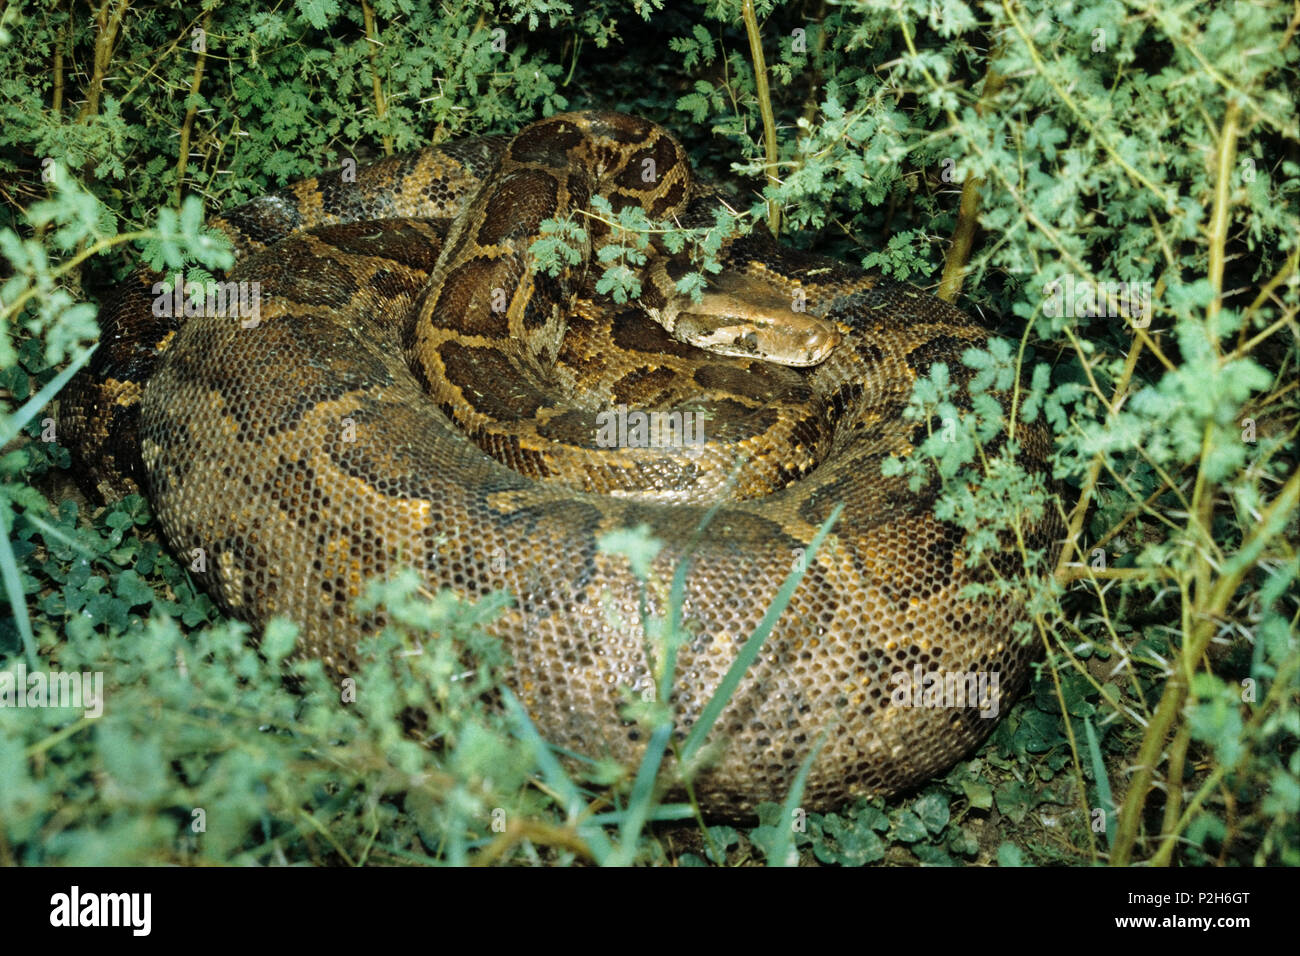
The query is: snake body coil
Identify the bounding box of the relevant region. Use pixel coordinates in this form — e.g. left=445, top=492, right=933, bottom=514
left=62, top=112, right=1058, bottom=815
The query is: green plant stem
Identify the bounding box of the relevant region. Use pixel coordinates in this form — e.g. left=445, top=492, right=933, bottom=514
left=937, top=62, right=1004, bottom=302
left=79, top=0, right=129, bottom=122
left=1149, top=648, right=1300, bottom=866
left=0, top=231, right=149, bottom=323
left=1002, top=0, right=1172, bottom=206
left=1056, top=565, right=1178, bottom=583
left=741, top=0, right=781, bottom=236
left=1158, top=720, right=1192, bottom=844
left=1231, top=246, right=1299, bottom=356
left=174, top=12, right=210, bottom=208
left=1206, top=101, right=1240, bottom=331
left=361, top=0, right=393, bottom=156
left=50, top=14, right=66, bottom=115
left=1054, top=331, right=1145, bottom=576
left=1110, top=466, right=1300, bottom=864
left=1144, top=103, right=1247, bottom=863
left=1037, top=623, right=1100, bottom=861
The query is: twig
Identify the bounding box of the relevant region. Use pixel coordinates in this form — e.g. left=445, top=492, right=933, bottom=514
left=362, top=0, right=393, bottom=156
left=79, top=0, right=129, bottom=122
left=1206, top=102, right=1241, bottom=332
left=1109, top=466, right=1299, bottom=865
left=175, top=13, right=211, bottom=208
left=1054, top=331, right=1145, bottom=574
left=742, top=0, right=780, bottom=236
left=937, top=62, right=1004, bottom=302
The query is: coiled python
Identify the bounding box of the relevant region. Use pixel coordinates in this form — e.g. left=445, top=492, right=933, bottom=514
left=62, top=111, right=1057, bottom=816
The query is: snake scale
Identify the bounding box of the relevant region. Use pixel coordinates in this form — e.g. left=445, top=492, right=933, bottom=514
left=61, top=111, right=1058, bottom=815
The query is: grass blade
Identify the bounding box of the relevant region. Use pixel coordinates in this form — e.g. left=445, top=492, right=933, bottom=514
left=1, top=346, right=96, bottom=667
left=502, top=688, right=613, bottom=863
left=0, top=345, right=95, bottom=446
left=681, top=502, right=844, bottom=762
left=1084, top=716, right=1115, bottom=847
left=0, top=513, right=38, bottom=668
left=611, top=721, right=674, bottom=865
left=766, top=728, right=829, bottom=867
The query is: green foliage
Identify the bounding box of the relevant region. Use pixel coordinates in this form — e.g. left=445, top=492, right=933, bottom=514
left=1, top=572, right=558, bottom=864
left=1, top=0, right=1297, bottom=866
left=530, top=194, right=740, bottom=305
left=770, top=788, right=983, bottom=867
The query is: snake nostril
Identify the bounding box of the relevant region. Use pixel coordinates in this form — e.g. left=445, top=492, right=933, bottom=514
left=807, top=327, right=840, bottom=351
